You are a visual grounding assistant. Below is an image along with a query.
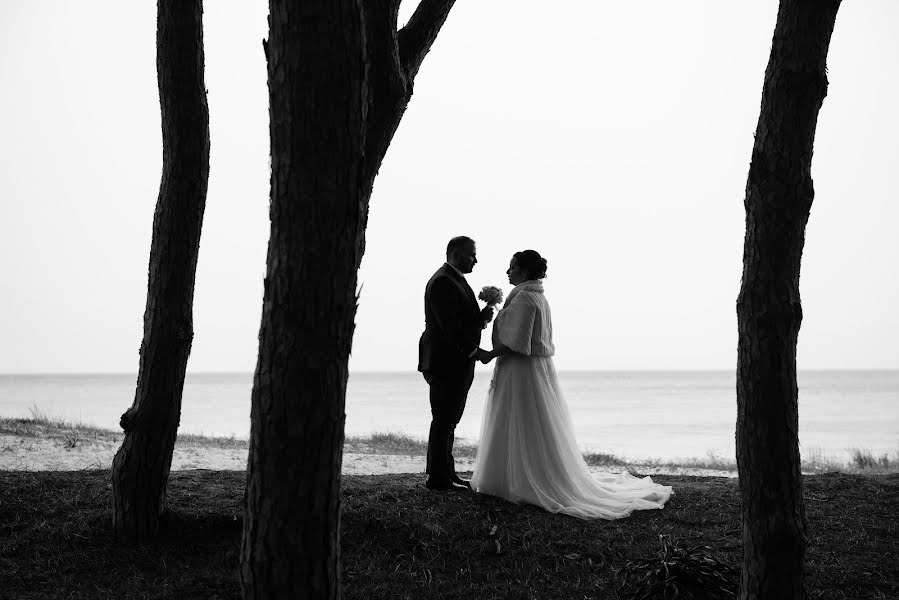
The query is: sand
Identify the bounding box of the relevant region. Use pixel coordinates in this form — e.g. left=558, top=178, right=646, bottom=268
left=0, top=424, right=737, bottom=477
left=0, top=428, right=475, bottom=474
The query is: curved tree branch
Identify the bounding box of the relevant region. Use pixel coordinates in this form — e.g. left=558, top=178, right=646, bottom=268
left=398, top=0, right=456, bottom=82
left=362, top=0, right=407, bottom=156
left=363, top=0, right=405, bottom=93
left=361, top=0, right=458, bottom=190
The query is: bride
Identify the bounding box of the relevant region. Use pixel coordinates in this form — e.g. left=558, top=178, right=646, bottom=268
left=470, top=250, right=672, bottom=520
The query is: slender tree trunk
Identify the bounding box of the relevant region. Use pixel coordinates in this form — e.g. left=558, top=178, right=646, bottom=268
left=111, top=0, right=209, bottom=543
left=240, top=1, right=456, bottom=598
left=736, top=1, right=840, bottom=598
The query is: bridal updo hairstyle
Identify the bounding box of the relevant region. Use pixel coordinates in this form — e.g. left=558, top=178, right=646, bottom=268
left=514, top=249, right=548, bottom=280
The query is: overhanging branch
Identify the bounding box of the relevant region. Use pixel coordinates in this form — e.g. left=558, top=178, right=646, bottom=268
left=360, top=0, right=458, bottom=188
left=398, top=0, right=456, bottom=82
left=361, top=0, right=406, bottom=180
left=363, top=0, right=406, bottom=97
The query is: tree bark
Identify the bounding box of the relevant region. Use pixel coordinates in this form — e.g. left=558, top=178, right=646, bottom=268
left=111, top=0, right=209, bottom=543
left=240, top=1, right=455, bottom=598
left=736, top=1, right=840, bottom=598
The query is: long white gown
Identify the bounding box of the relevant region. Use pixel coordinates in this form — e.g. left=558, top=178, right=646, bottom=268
left=470, top=280, right=672, bottom=520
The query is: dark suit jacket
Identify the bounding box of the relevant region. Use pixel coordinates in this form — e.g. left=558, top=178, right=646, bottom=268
left=418, top=264, right=483, bottom=373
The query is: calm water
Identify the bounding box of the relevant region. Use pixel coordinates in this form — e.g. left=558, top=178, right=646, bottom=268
left=0, top=370, right=896, bottom=462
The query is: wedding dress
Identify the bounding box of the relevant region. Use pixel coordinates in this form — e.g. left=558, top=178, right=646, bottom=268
left=470, top=281, right=672, bottom=519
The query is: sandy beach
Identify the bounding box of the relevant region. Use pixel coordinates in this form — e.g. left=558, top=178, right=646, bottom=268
left=0, top=436, right=473, bottom=475
left=0, top=424, right=468, bottom=475
left=0, top=419, right=739, bottom=477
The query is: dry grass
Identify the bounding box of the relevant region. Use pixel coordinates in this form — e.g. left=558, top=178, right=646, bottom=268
left=849, top=448, right=899, bottom=472
left=2, top=411, right=250, bottom=451
left=343, top=431, right=478, bottom=458
left=0, top=470, right=897, bottom=599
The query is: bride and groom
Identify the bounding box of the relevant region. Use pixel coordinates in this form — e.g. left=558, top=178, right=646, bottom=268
left=418, top=236, right=672, bottom=520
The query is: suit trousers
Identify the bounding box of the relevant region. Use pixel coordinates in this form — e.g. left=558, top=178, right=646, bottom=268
left=423, top=362, right=476, bottom=485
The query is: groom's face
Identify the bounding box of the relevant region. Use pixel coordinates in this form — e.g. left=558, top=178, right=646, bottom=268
left=456, top=242, right=477, bottom=274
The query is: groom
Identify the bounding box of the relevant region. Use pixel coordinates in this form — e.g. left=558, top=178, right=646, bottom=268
left=418, top=236, right=494, bottom=491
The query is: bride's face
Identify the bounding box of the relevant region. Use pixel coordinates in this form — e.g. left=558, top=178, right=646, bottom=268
left=506, top=257, right=527, bottom=285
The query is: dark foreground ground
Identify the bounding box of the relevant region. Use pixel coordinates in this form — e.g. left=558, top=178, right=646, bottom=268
left=0, top=470, right=896, bottom=599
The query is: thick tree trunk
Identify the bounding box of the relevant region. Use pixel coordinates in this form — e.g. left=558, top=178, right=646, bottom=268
left=240, top=2, right=456, bottom=598
left=239, top=2, right=367, bottom=598
left=736, top=1, right=840, bottom=598
left=111, top=0, right=209, bottom=543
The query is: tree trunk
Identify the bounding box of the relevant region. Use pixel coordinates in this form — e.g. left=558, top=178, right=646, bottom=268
left=111, top=0, right=209, bottom=543
left=239, top=3, right=366, bottom=597
left=736, top=1, right=840, bottom=598
left=240, top=1, right=456, bottom=598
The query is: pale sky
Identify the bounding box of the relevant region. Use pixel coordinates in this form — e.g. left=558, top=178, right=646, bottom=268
left=1, top=1, right=897, bottom=374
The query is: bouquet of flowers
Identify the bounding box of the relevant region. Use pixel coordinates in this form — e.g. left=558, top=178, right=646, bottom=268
left=478, top=285, right=504, bottom=307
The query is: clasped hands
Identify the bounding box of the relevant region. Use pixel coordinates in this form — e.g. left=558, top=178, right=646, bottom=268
left=476, top=348, right=496, bottom=364
left=477, top=342, right=511, bottom=364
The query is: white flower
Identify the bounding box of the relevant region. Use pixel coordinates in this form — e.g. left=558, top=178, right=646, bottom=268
left=478, top=285, right=504, bottom=306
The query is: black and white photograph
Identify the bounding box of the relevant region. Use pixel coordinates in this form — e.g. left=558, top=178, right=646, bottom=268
left=1, top=1, right=897, bottom=598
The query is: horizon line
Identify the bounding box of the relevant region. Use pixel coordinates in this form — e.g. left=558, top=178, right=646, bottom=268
left=2, top=367, right=898, bottom=377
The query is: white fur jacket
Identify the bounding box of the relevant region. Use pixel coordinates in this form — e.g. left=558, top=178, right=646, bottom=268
left=491, top=280, right=555, bottom=357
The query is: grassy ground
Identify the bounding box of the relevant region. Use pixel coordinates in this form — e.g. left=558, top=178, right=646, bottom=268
left=0, top=470, right=897, bottom=599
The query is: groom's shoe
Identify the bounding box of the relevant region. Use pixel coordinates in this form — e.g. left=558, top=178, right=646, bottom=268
left=451, top=475, right=472, bottom=490
left=426, top=479, right=468, bottom=492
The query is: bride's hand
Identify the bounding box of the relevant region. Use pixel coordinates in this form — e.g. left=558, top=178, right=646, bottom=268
left=478, top=349, right=494, bottom=364
left=480, top=306, right=495, bottom=329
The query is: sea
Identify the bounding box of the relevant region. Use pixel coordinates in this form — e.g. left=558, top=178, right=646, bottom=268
left=1, top=370, right=896, bottom=464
